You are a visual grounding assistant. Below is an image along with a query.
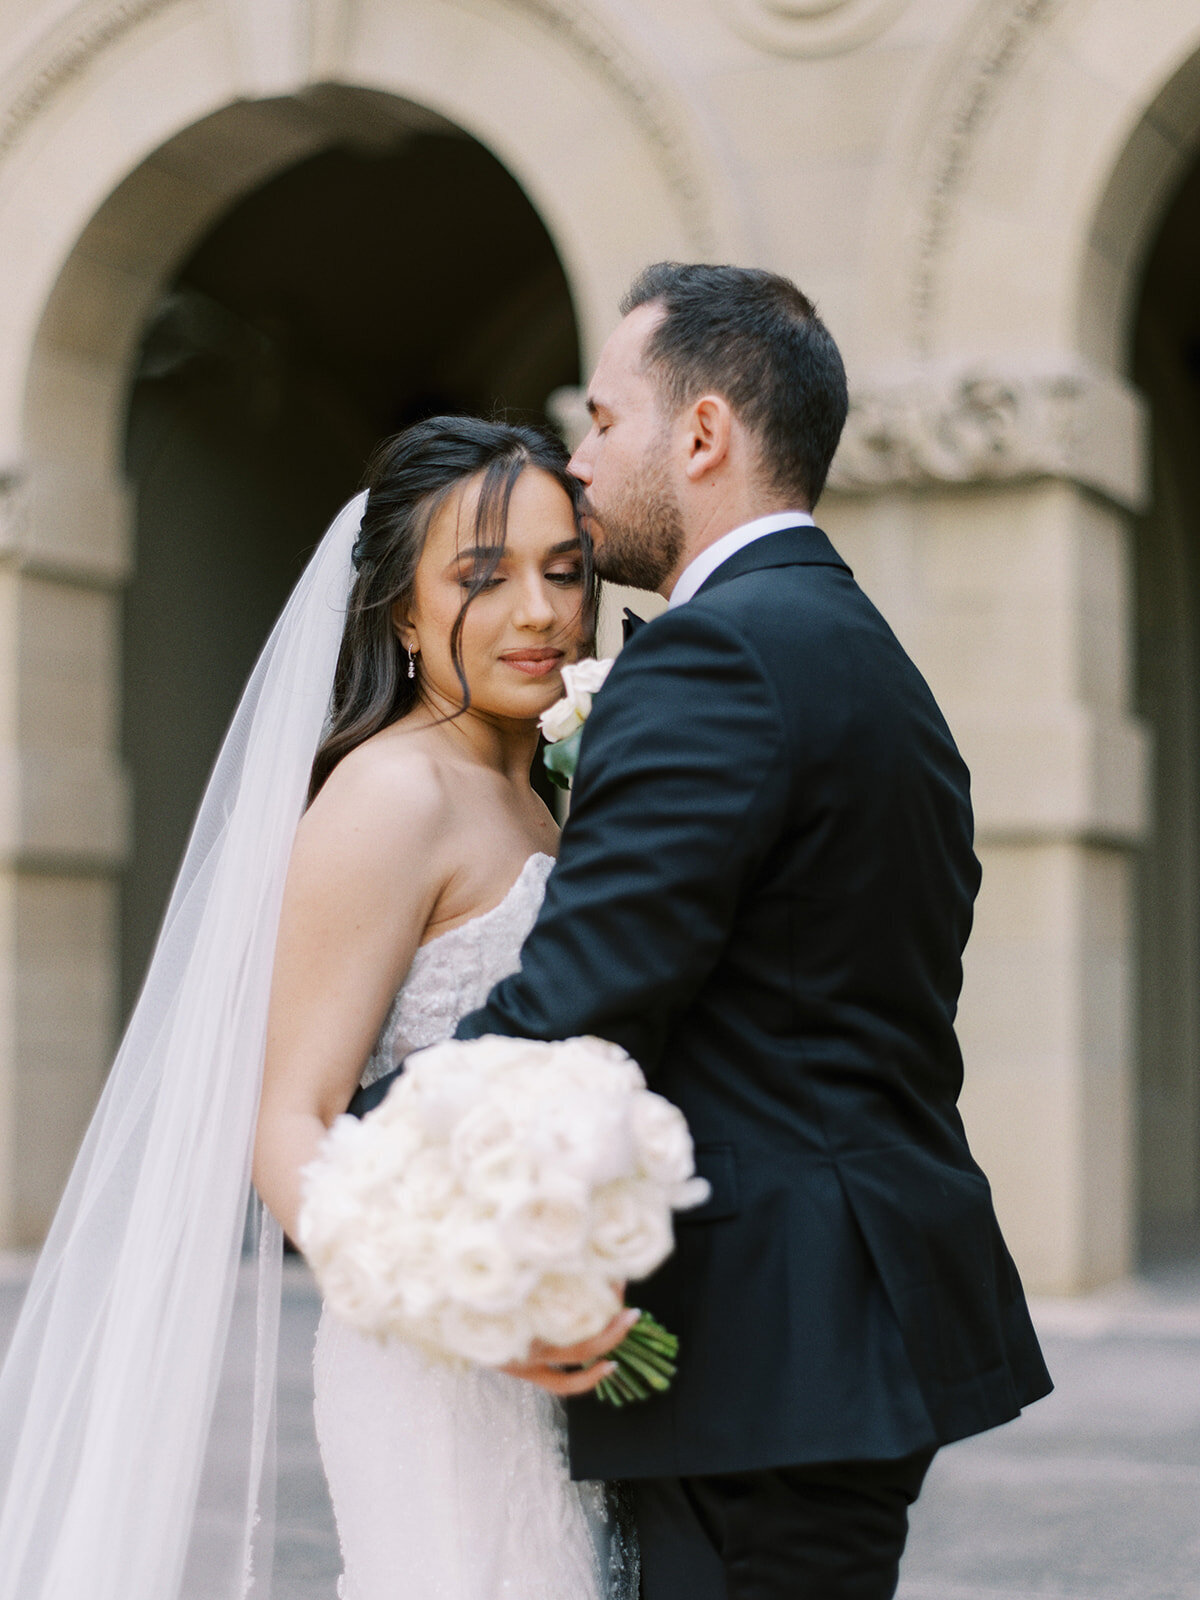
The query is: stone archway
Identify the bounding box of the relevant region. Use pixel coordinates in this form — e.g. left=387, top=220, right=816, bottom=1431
left=119, top=97, right=581, bottom=1021
left=0, top=0, right=742, bottom=1247
left=0, top=88, right=584, bottom=1245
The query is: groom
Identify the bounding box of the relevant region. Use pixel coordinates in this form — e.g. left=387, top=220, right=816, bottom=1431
left=458, top=264, right=1052, bottom=1598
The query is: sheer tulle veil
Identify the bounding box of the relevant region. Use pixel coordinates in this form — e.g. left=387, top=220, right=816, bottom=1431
left=0, top=491, right=367, bottom=1600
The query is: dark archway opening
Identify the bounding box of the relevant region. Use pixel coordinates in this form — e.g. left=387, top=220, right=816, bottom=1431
left=121, top=110, right=580, bottom=1018
left=1132, top=144, right=1200, bottom=1265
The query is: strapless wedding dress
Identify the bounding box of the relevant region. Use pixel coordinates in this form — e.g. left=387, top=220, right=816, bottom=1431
left=312, top=854, right=635, bottom=1600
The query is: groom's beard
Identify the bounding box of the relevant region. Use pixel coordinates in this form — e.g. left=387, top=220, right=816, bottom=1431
left=587, top=454, right=685, bottom=593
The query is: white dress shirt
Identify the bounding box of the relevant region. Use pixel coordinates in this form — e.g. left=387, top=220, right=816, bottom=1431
left=667, top=511, right=816, bottom=608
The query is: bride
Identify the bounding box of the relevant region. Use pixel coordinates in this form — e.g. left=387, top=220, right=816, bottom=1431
left=0, top=416, right=634, bottom=1600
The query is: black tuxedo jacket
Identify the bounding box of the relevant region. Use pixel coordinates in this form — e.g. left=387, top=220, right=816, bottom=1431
left=456, top=525, right=1051, bottom=1480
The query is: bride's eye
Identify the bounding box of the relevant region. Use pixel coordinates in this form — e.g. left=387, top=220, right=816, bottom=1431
left=459, top=570, right=504, bottom=592
left=547, top=565, right=583, bottom=586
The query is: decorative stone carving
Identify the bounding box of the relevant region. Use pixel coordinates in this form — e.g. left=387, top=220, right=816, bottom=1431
left=827, top=364, right=1149, bottom=512
left=510, top=0, right=718, bottom=252
left=911, top=0, right=1067, bottom=351
left=720, top=0, right=909, bottom=57
left=552, top=365, right=1149, bottom=511
left=0, top=0, right=186, bottom=168
left=0, top=0, right=723, bottom=254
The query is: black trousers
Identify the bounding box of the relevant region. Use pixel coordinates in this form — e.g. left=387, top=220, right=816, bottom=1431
left=629, top=1448, right=936, bottom=1600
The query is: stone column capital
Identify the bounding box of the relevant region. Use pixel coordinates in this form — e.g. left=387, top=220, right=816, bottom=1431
left=828, top=363, right=1149, bottom=513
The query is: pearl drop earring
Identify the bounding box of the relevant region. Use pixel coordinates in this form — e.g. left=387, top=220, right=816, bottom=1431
left=407, top=648, right=416, bottom=680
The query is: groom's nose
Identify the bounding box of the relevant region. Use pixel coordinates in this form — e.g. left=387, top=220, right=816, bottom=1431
left=567, top=437, right=593, bottom=485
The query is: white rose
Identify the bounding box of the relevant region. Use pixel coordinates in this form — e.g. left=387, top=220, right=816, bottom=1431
left=443, top=1222, right=536, bottom=1314
left=537, top=657, right=613, bottom=743
left=345, top=1121, right=424, bottom=1208
left=538, top=695, right=585, bottom=745
left=321, top=1226, right=399, bottom=1330
left=529, top=1093, right=635, bottom=1188
left=401, top=1054, right=489, bottom=1141
left=527, top=1272, right=621, bottom=1348
left=298, top=1120, right=377, bottom=1251
left=449, top=1099, right=521, bottom=1180
left=670, top=1175, right=712, bottom=1212
left=588, top=1179, right=675, bottom=1280
left=552, top=1037, right=646, bottom=1094
left=466, top=1150, right=543, bottom=1208
left=456, top=1035, right=542, bottom=1075
left=630, top=1093, right=696, bottom=1187
left=396, top=1146, right=460, bottom=1221
left=435, top=1302, right=533, bottom=1366
left=563, top=657, right=613, bottom=697
left=501, top=1175, right=591, bottom=1266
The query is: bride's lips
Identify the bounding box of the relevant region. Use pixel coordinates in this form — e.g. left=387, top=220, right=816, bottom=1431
left=500, top=648, right=564, bottom=679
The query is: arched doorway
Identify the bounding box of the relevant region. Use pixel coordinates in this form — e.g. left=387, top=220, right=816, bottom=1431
left=119, top=104, right=579, bottom=1017
left=1132, top=143, right=1200, bottom=1264
left=0, top=0, right=730, bottom=1247
left=2, top=87, right=581, bottom=1244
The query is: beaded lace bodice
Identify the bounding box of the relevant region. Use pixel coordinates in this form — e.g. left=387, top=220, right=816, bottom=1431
left=359, top=852, right=555, bottom=1089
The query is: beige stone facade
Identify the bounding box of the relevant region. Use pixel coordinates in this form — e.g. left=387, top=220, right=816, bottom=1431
left=1, top=0, right=1198, bottom=1292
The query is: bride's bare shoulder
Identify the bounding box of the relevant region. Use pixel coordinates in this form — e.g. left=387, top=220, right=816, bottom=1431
left=298, top=726, right=452, bottom=866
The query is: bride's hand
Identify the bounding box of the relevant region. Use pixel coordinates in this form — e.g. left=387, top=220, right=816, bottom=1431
left=502, top=1306, right=640, bottom=1396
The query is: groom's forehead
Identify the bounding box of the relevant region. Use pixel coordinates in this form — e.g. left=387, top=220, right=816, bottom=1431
left=589, top=305, right=664, bottom=405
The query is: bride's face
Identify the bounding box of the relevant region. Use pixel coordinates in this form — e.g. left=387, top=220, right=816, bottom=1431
left=400, top=466, right=590, bottom=723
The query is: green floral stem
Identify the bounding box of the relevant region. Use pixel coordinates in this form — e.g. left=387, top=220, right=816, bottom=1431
left=596, top=1311, right=679, bottom=1407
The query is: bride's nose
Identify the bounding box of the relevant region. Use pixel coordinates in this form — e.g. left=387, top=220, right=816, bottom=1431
left=512, top=574, right=557, bottom=631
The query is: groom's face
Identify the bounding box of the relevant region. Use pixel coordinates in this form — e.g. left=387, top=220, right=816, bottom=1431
left=569, top=305, right=685, bottom=594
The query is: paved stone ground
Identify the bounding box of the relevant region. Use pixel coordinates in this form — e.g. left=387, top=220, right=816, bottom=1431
left=899, top=1262, right=1200, bottom=1600
left=2, top=1255, right=1199, bottom=1598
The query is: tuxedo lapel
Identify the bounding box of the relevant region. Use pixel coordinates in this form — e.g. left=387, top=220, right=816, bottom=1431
left=694, top=524, right=850, bottom=598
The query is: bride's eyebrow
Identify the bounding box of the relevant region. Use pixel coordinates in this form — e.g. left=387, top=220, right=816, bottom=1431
left=451, top=539, right=581, bottom=563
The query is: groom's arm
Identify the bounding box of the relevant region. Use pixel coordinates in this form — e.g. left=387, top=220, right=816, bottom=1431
left=455, top=605, right=790, bottom=1073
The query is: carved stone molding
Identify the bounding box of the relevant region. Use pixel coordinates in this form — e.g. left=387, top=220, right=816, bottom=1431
left=507, top=0, right=719, bottom=252
left=827, top=365, right=1149, bottom=512
left=0, top=0, right=724, bottom=255
left=0, top=0, right=188, bottom=169
left=720, top=0, right=909, bottom=57
left=911, top=0, right=1067, bottom=353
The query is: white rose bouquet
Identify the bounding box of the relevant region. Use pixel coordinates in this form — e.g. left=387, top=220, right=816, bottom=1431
left=539, top=657, right=613, bottom=790
left=299, top=1034, right=709, bottom=1406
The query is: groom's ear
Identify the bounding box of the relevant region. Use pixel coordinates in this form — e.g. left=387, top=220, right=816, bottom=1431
left=683, top=394, right=733, bottom=482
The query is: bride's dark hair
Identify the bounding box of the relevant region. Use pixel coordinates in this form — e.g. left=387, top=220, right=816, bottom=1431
left=309, top=415, right=593, bottom=801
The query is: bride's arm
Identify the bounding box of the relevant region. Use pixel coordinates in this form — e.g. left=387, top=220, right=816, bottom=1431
left=253, top=750, right=447, bottom=1240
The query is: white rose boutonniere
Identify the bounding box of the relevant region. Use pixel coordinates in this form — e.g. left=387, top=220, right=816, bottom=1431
left=539, top=657, right=614, bottom=790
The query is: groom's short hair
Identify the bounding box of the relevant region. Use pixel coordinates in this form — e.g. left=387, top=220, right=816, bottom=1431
left=621, top=262, right=849, bottom=508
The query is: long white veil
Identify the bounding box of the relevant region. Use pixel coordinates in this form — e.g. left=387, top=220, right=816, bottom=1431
left=0, top=491, right=366, bottom=1600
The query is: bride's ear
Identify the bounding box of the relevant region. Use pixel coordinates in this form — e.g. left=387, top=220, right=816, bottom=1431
left=390, top=599, right=415, bottom=650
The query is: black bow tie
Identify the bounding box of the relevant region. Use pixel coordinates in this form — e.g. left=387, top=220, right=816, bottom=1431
left=621, top=607, right=646, bottom=643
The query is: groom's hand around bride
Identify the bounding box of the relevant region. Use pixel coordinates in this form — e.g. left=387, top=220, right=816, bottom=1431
left=503, top=1305, right=640, bottom=1396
